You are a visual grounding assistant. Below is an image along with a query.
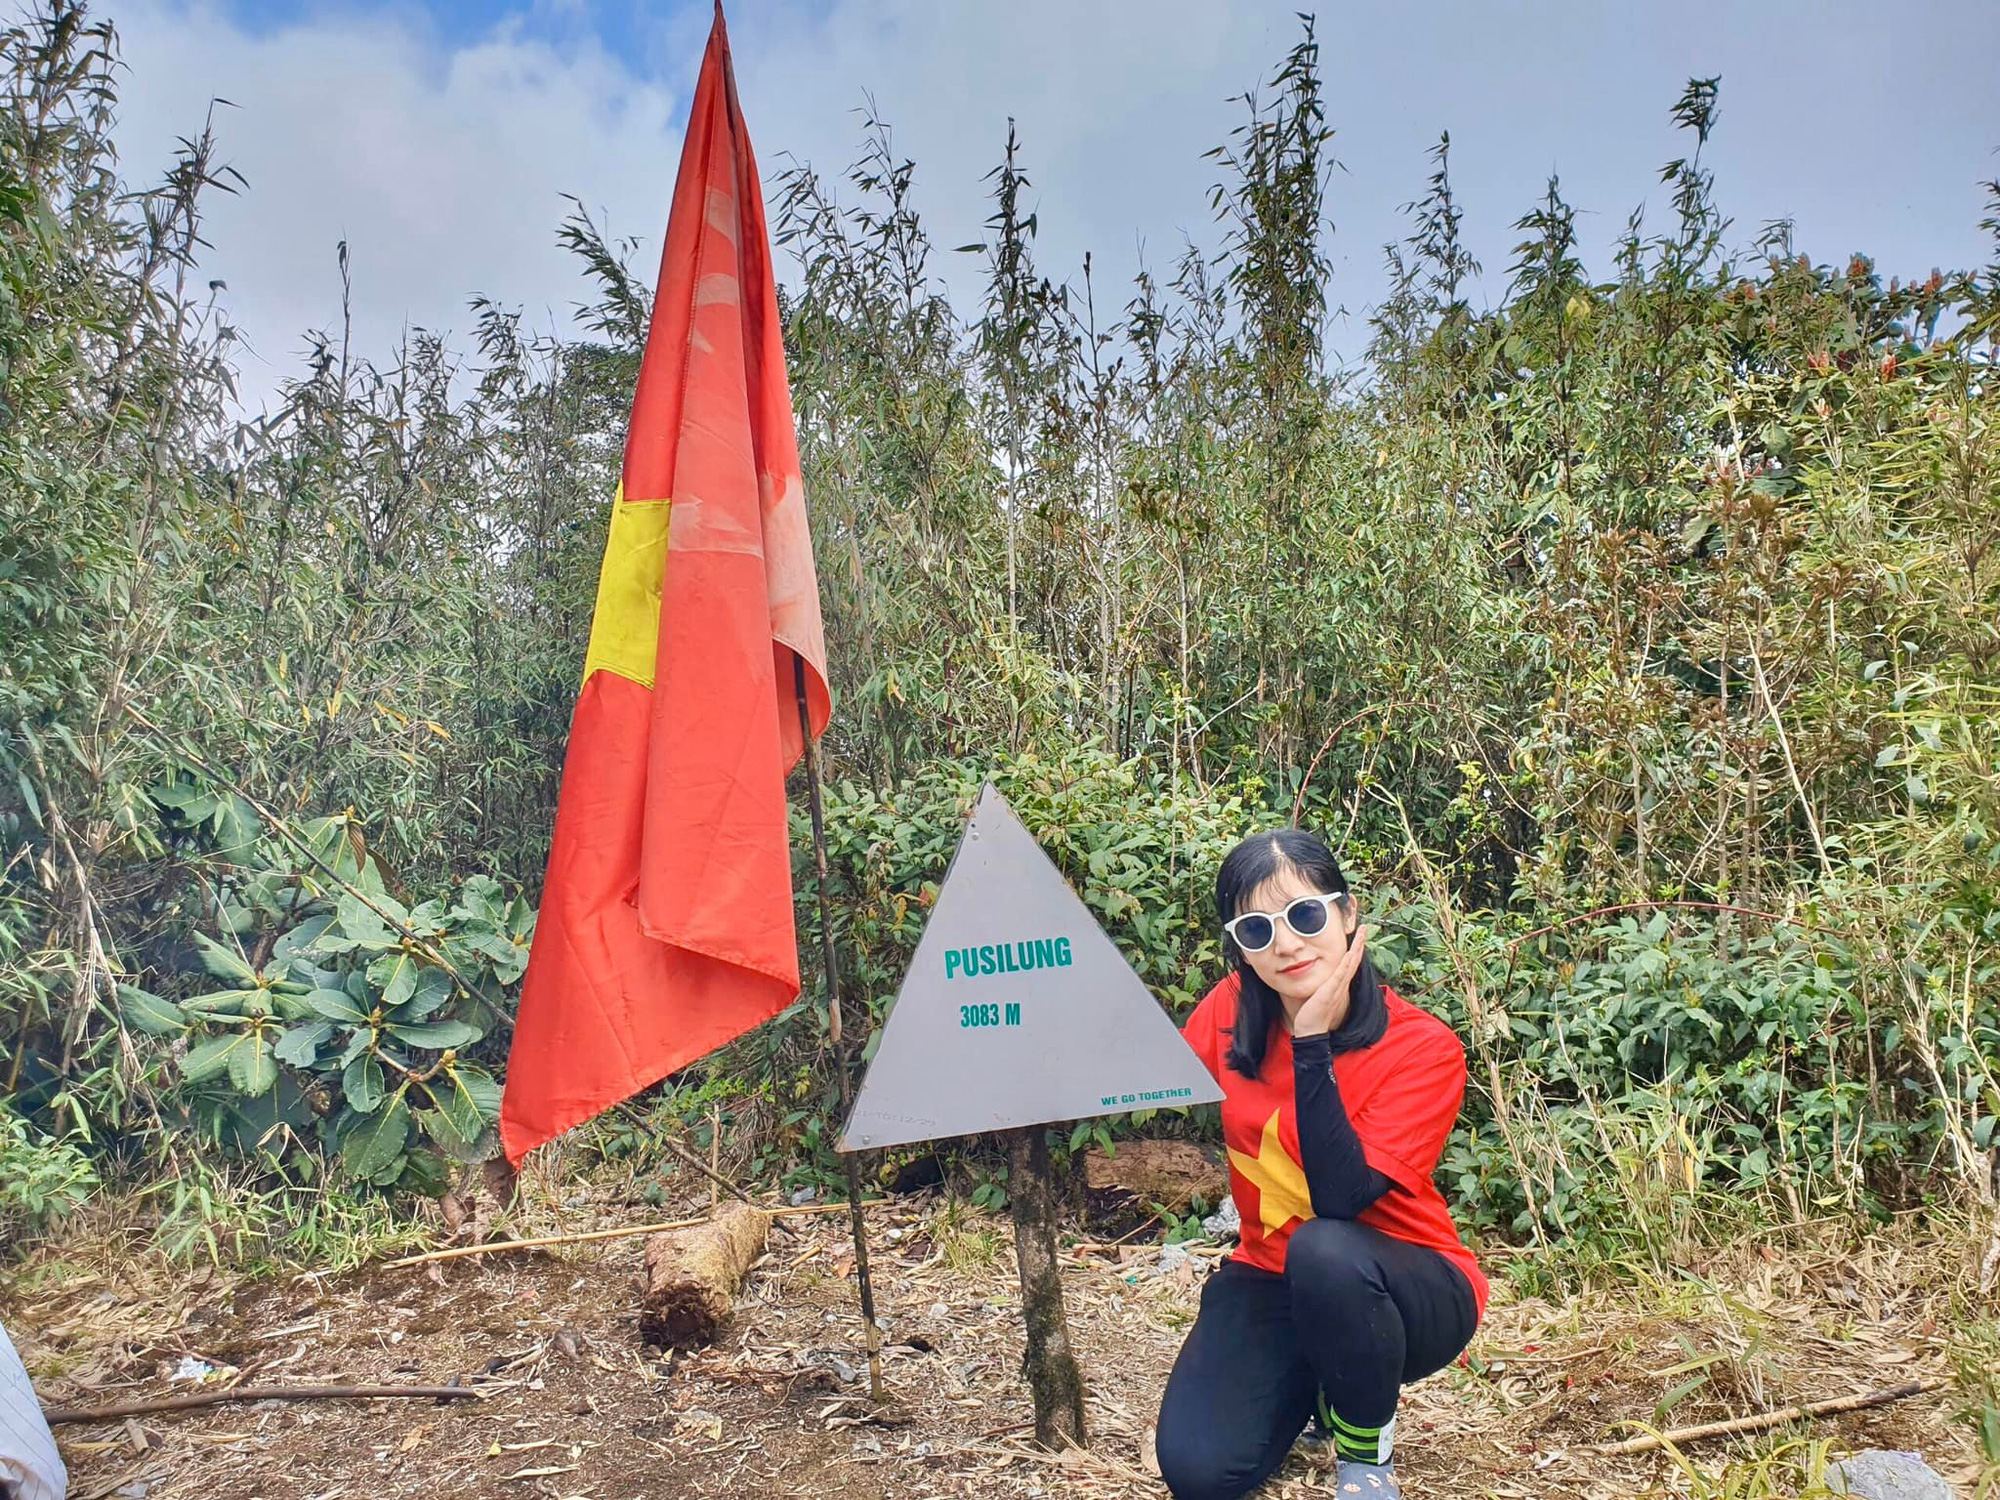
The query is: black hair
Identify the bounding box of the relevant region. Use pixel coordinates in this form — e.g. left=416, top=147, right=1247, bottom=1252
left=1215, top=827, right=1384, bottom=1078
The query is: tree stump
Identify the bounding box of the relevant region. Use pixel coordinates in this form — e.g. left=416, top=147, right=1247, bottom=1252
left=1080, top=1139, right=1228, bottom=1237
left=1008, top=1128, right=1086, bottom=1448
left=639, top=1202, right=768, bottom=1348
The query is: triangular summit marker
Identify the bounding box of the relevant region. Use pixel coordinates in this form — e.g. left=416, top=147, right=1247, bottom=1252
left=839, top=784, right=1223, bottom=1151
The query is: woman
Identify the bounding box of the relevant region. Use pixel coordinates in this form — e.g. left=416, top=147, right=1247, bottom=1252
left=1155, top=829, right=1486, bottom=1500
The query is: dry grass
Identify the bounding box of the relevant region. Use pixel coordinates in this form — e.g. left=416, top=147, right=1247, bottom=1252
left=5, top=1184, right=1995, bottom=1500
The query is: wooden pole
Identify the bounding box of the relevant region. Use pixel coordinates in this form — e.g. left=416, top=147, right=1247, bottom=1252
left=795, top=657, right=887, bottom=1406
left=1007, top=1126, right=1087, bottom=1448
left=1590, top=1378, right=1941, bottom=1457
left=708, top=1103, right=722, bottom=1210
left=379, top=1199, right=863, bottom=1269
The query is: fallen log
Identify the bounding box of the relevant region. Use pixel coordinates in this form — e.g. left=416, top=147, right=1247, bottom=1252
left=639, top=1202, right=769, bottom=1348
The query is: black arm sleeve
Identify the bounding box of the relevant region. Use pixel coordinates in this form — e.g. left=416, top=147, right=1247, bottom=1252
left=1292, top=1033, right=1395, bottom=1219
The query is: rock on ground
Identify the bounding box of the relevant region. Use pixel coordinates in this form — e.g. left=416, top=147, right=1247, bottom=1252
left=1826, top=1449, right=1955, bottom=1500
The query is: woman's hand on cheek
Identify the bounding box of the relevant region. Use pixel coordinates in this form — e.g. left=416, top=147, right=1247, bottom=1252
left=1290, top=923, right=1370, bottom=1037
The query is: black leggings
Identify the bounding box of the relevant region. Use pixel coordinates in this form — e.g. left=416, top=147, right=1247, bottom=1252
left=1155, top=1217, right=1477, bottom=1500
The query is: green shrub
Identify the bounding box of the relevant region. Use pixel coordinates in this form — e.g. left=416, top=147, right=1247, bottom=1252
left=0, top=1103, right=98, bottom=1247
left=126, top=795, right=531, bottom=1194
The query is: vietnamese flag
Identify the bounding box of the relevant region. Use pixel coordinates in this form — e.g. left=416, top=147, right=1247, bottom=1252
left=500, top=5, right=829, bottom=1165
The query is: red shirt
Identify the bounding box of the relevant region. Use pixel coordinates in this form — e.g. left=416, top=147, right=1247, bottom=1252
left=1182, top=974, right=1488, bottom=1320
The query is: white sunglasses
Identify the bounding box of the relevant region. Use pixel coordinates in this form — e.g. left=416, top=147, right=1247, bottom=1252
left=1222, top=892, right=1353, bottom=954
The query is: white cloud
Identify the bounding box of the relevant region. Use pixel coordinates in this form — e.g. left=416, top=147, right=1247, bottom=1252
left=106, top=0, right=2000, bottom=415
left=108, top=0, right=683, bottom=410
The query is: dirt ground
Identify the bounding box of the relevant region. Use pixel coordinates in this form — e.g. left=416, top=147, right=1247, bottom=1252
left=6, top=1189, right=1991, bottom=1500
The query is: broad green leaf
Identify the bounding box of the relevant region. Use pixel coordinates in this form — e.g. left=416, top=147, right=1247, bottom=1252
left=230, top=1032, right=278, bottom=1096
left=211, top=793, right=261, bottom=857
left=372, top=950, right=418, bottom=1010
left=307, top=988, right=371, bottom=1025
left=448, top=1064, right=502, bottom=1124
left=301, top=815, right=361, bottom=880
left=455, top=928, right=528, bottom=983
left=414, top=1107, right=495, bottom=1164
left=342, top=1095, right=410, bottom=1181
left=386, top=1018, right=479, bottom=1049
left=401, top=968, right=454, bottom=1021
left=118, top=984, right=187, bottom=1036
left=269, top=989, right=316, bottom=1021
left=183, top=1032, right=250, bottom=1083
left=454, top=874, right=506, bottom=926
left=336, top=892, right=395, bottom=947
left=181, top=989, right=253, bottom=1016
left=343, top=1052, right=386, bottom=1114
left=431, top=1063, right=501, bottom=1143
left=399, top=1145, right=453, bottom=1194
left=149, top=780, right=207, bottom=815
left=273, top=1020, right=332, bottom=1067
left=338, top=1027, right=374, bottom=1066
left=192, top=931, right=257, bottom=985
left=271, top=913, right=335, bottom=965
left=406, top=899, right=447, bottom=934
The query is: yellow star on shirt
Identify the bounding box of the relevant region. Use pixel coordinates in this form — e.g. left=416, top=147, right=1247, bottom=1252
left=1227, top=1108, right=1312, bottom=1236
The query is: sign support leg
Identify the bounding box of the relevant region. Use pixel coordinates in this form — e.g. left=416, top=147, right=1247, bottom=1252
left=1007, top=1126, right=1086, bottom=1448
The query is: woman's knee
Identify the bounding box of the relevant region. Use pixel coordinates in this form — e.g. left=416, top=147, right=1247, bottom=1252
left=1154, top=1423, right=1260, bottom=1500
left=1284, top=1217, right=1387, bottom=1297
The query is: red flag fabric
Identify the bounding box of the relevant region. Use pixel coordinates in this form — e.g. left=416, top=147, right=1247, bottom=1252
left=500, top=7, right=829, bottom=1165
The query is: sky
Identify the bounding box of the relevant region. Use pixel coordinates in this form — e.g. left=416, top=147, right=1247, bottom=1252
left=103, top=0, right=2000, bottom=413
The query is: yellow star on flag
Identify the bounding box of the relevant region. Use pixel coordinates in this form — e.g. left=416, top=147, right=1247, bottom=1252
left=1228, top=1108, right=1312, bottom=1236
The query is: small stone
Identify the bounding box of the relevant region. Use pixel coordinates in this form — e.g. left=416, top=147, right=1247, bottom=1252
left=1826, top=1450, right=1954, bottom=1500
left=789, top=1186, right=818, bottom=1206
left=808, top=1348, right=859, bottom=1384
left=1202, top=1198, right=1241, bottom=1240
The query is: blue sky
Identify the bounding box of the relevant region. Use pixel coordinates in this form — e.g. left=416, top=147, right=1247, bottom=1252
left=209, top=0, right=697, bottom=69
left=106, top=0, right=2000, bottom=411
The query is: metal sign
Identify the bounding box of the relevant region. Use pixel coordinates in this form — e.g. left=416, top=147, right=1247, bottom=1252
left=839, top=784, right=1223, bottom=1151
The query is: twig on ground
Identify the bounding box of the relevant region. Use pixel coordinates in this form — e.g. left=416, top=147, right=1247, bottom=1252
left=1590, top=1378, right=1942, bottom=1456
left=48, top=1383, right=482, bottom=1425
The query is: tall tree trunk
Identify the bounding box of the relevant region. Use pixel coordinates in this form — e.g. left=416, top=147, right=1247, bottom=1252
left=1007, top=1128, right=1086, bottom=1448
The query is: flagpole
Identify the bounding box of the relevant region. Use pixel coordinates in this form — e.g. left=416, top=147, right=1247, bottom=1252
left=795, top=657, right=886, bottom=1405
